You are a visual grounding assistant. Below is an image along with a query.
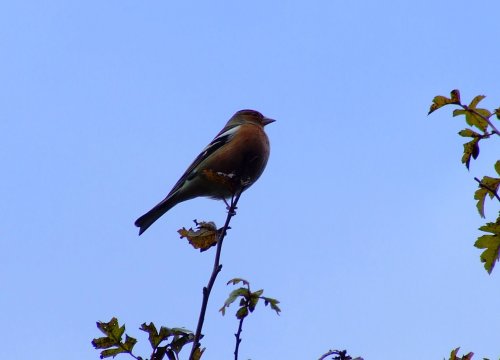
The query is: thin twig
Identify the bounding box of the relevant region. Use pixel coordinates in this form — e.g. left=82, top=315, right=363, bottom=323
left=318, top=349, right=349, bottom=360
left=189, top=191, right=243, bottom=360
left=474, top=177, right=500, bottom=202
left=233, top=315, right=245, bottom=360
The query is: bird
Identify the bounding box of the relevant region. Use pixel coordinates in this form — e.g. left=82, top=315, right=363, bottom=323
left=135, top=109, right=275, bottom=235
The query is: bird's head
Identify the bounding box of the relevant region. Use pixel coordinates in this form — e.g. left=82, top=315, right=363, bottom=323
left=231, top=109, right=276, bottom=127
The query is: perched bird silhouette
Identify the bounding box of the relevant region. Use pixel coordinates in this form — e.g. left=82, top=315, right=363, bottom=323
left=135, top=109, right=275, bottom=235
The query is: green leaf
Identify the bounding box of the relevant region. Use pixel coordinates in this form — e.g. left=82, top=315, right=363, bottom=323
left=92, top=336, right=118, bottom=349
left=453, top=109, right=466, bottom=118
left=220, top=288, right=249, bottom=315
left=170, top=331, right=194, bottom=354
left=248, top=290, right=263, bottom=312
left=236, top=306, right=249, bottom=319
left=495, top=107, right=500, bottom=119
left=96, top=318, right=125, bottom=342
left=449, top=347, right=459, bottom=360
left=461, top=138, right=480, bottom=169
left=474, top=217, right=500, bottom=274
left=495, top=160, right=500, bottom=176
left=458, top=129, right=480, bottom=138
left=141, top=322, right=160, bottom=348
left=475, top=176, right=500, bottom=218
left=262, top=296, right=282, bottom=315
left=122, top=335, right=137, bottom=352
left=428, top=90, right=461, bottom=115
left=465, top=109, right=490, bottom=132
left=100, top=347, right=128, bottom=359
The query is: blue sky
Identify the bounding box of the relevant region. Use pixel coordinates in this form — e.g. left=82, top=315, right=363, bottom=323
left=1, top=1, right=500, bottom=359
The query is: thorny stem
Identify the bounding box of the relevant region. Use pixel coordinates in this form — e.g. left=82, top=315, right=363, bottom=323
left=474, top=177, right=500, bottom=202
left=189, top=191, right=243, bottom=360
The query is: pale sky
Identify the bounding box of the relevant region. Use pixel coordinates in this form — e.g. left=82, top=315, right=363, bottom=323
left=1, top=1, right=500, bottom=359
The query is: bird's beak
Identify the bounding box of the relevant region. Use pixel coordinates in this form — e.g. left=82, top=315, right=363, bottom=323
left=262, top=117, right=276, bottom=126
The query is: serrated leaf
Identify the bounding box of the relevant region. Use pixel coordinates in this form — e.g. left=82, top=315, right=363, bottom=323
left=475, top=218, right=500, bottom=274
left=469, top=95, right=486, bottom=109
left=236, top=306, right=249, bottom=319
left=262, top=296, right=282, bottom=315
left=461, top=138, right=480, bottom=169
left=122, top=335, right=137, bottom=351
left=458, top=129, right=480, bottom=138
left=141, top=322, right=160, bottom=348
left=95, top=318, right=125, bottom=343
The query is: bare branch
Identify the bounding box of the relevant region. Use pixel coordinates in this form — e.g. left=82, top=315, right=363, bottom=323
left=189, top=191, right=243, bottom=360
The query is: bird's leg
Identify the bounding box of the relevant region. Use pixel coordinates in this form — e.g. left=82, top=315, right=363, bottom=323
left=224, top=195, right=237, bottom=216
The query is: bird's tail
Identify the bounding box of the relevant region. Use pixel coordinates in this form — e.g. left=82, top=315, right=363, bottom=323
left=134, top=197, right=176, bottom=235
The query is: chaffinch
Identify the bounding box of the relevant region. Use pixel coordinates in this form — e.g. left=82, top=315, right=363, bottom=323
left=135, top=109, right=275, bottom=235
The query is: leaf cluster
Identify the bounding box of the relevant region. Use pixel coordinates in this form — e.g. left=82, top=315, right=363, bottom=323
left=219, top=278, right=281, bottom=319
left=91, top=317, right=195, bottom=360
left=429, top=90, right=500, bottom=273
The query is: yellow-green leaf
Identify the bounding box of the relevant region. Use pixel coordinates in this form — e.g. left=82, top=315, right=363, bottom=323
left=100, top=347, right=127, bottom=359
left=461, top=138, right=480, bottom=169
left=469, top=95, right=486, bottom=109
left=464, top=109, right=490, bottom=132
left=428, top=90, right=461, bottom=114
left=458, top=129, right=480, bottom=138
left=475, top=176, right=500, bottom=217
left=475, top=217, right=500, bottom=274
left=495, top=160, right=500, bottom=176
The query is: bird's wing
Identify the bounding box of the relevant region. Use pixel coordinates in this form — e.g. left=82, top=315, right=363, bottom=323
left=166, top=124, right=241, bottom=197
